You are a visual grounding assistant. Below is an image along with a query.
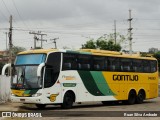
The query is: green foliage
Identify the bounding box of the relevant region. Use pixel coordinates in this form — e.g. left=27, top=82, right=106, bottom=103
left=82, top=33, right=125, bottom=52
left=153, top=52, right=160, bottom=71
left=12, top=46, right=26, bottom=56
left=82, top=39, right=96, bottom=49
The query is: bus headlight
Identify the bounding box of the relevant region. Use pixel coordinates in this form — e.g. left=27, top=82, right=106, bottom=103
left=11, top=93, right=16, bottom=96
left=32, top=93, right=42, bottom=97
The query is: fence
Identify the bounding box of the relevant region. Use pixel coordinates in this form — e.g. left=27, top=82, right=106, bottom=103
left=0, top=75, right=10, bottom=103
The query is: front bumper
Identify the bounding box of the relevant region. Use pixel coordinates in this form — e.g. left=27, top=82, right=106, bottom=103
left=11, top=96, right=43, bottom=104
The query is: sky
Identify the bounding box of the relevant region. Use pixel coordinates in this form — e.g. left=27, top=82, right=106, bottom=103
left=0, top=0, right=160, bottom=52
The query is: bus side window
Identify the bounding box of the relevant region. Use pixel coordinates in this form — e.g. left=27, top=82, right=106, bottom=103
left=132, top=59, right=143, bottom=72
left=108, top=57, right=120, bottom=71
left=150, top=60, right=157, bottom=72
left=77, top=54, right=91, bottom=70
left=44, top=67, right=54, bottom=88
left=81, top=64, right=90, bottom=69
left=63, top=63, right=71, bottom=70
left=120, top=58, right=131, bottom=72
left=62, top=53, right=77, bottom=70
left=93, top=56, right=105, bottom=71
left=94, top=64, right=100, bottom=70
left=143, top=60, right=151, bottom=73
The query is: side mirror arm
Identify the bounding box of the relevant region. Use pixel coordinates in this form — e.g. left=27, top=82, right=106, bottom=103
left=37, top=63, right=45, bottom=77
left=1, top=63, right=11, bottom=75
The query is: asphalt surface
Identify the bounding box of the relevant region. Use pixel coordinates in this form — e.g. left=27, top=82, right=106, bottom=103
left=0, top=97, right=160, bottom=120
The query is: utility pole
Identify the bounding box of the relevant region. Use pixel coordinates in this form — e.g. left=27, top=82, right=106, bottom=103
left=36, top=31, right=47, bottom=48
left=29, top=31, right=39, bottom=49
left=50, top=38, right=59, bottom=49
left=128, top=9, right=133, bottom=55
left=9, top=15, right=13, bottom=76
left=4, top=32, right=8, bottom=50
left=114, top=20, right=117, bottom=44
left=29, top=31, right=47, bottom=49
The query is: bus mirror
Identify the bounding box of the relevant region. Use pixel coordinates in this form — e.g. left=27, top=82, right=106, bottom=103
left=1, top=63, right=11, bottom=75
left=37, top=63, right=45, bottom=77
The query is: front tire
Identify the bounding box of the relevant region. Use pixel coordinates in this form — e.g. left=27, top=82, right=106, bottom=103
left=35, top=104, right=46, bottom=109
left=61, top=92, right=74, bottom=109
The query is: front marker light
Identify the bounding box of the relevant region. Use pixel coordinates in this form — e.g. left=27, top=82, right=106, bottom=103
left=11, top=93, right=16, bottom=96
left=32, top=93, right=42, bottom=97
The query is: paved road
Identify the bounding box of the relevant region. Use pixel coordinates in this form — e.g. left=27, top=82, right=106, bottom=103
left=0, top=97, right=160, bottom=120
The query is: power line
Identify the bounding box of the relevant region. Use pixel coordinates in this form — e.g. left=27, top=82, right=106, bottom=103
left=0, top=0, right=18, bottom=26
left=1, top=0, right=12, bottom=15
left=11, top=0, right=30, bottom=30
left=0, top=5, right=8, bottom=20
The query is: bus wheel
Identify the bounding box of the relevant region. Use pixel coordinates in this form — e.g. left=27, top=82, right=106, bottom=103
left=136, top=90, right=145, bottom=104
left=127, top=90, right=136, bottom=105
left=61, top=92, right=74, bottom=109
left=35, top=104, right=46, bottom=109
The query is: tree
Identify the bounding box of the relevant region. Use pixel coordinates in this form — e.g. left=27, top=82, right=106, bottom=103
left=153, top=52, right=160, bottom=71
left=82, top=33, right=125, bottom=52
left=11, top=46, right=26, bottom=56
left=82, top=39, right=96, bottom=49
left=0, top=46, right=26, bottom=74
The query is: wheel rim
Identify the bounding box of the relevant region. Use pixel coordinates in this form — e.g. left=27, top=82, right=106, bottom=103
left=138, top=93, right=143, bottom=101
left=66, top=95, right=73, bottom=105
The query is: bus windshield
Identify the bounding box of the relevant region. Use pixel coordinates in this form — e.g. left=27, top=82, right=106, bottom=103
left=11, top=66, right=42, bottom=89
left=15, top=54, right=46, bottom=65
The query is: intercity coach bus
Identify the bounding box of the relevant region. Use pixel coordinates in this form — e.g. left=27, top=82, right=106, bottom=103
left=2, top=49, right=159, bottom=109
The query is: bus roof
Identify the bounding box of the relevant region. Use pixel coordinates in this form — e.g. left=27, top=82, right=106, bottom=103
left=18, top=49, right=57, bottom=55
left=18, top=49, right=157, bottom=60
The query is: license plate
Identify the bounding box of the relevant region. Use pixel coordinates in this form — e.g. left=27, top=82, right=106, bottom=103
left=20, top=99, right=25, bottom=102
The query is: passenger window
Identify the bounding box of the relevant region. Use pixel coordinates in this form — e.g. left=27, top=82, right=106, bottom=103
left=93, top=56, right=105, bottom=71
left=121, top=58, right=132, bottom=72
left=77, top=55, right=91, bottom=70
left=150, top=60, right=157, bottom=72
left=143, top=60, right=151, bottom=73
left=108, top=57, right=120, bottom=71
left=132, top=59, right=143, bottom=72
left=63, top=54, right=77, bottom=70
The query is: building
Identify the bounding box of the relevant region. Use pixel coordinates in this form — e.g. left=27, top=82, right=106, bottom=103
left=0, top=51, right=9, bottom=63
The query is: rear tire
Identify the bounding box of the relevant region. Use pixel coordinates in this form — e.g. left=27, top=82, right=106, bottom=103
left=127, top=90, right=136, bottom=105
left=136, top=90, right=145, bottom=104
left=35, top=104, right=46, bottom=109
left=61, top=92, right=74, bottom=109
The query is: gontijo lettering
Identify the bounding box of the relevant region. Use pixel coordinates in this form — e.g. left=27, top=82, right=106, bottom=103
left=113, top=75, right=138, bottom=81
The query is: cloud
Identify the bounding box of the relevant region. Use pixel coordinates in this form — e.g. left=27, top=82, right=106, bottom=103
left=0, top=0, right=160, bottom=51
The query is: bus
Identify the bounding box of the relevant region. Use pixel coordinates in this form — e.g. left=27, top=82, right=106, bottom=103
left=2, top=49, right=159, bottom=109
